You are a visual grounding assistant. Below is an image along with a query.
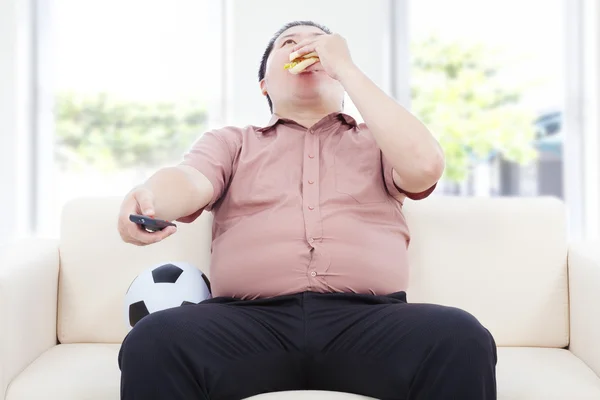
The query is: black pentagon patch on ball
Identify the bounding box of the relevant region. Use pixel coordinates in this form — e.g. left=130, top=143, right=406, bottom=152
left=152, top=264, right=184, bottom=283
left=129, top=301, right=150, bottom=327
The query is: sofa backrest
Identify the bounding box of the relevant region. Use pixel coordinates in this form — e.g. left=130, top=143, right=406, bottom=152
left=57, top=196, right=569, bottom=347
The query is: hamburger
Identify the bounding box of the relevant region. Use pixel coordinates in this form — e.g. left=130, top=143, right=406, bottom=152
left=284, top=52, right=320, bottom=74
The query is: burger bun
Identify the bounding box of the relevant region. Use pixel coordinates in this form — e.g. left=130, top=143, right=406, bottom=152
left=288, top=57, right=320, bottom=75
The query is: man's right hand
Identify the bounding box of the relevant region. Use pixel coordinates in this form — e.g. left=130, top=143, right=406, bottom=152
left=118, top=186, right=177, bottom=246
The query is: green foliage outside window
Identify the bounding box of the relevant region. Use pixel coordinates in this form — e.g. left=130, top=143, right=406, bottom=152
left=55, top=92, right=207, bottom=171
left=410, top=37, right=538, bottom=182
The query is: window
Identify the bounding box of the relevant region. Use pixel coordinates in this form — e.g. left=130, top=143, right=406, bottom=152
left=38, top=0, right=222, bottom=236
left=408, top=0, right=566, bottom=198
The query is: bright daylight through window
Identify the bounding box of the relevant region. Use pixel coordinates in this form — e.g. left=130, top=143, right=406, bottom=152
left=44, top=0, right=222, bottom=235
left=409, top=0, right=565, bottom=198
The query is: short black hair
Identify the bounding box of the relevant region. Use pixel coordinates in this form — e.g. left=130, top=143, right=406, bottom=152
left=258, top=21, right=332, bottom=113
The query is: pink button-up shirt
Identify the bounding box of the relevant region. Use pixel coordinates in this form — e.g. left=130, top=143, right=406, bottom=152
left=180, top=112, right=435, bottom=300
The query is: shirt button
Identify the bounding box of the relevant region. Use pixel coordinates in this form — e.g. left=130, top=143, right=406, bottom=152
left=309, top=237, right=314, bottom=243
left=310, top=271, right=317, bottom=277
left=308, top=180, right=314, bottom=184
left=308, top=154, right=314, bottom=159
left=308, top=206, right=314, bottom=210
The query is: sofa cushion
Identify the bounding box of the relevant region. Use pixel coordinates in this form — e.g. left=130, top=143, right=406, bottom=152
left=403, top=196, right=569, bottom=347
left=496, top=347, right=600, bottom=399
left=246, top=392, right=374, bottom=399
left=6, top=345, right=600, bottom=399
left=57, top=197, right=214, bottom=344
left=6, top=344, right=121, bottom=400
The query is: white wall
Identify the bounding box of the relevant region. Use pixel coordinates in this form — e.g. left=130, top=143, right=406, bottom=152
left=0, top=0, right=34, bottom=244
left=222, top=0, right=393, bottom=127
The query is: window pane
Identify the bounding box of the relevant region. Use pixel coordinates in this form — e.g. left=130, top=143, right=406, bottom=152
left=44, top=0, right=221, bottom=235
left=409, top=0, right=565, bottom=197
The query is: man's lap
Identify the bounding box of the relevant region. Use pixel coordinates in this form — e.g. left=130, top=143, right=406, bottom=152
left=121, top=290, right=491, bottom=367
left=301, top=291, right=495, bottom=396
left=119, top=291, right=496, bottom=399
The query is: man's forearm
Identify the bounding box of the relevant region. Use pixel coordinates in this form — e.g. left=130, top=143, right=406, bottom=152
left=338, top=66, right=444, bottom=193
left=140, top=166, right=213, bottom=221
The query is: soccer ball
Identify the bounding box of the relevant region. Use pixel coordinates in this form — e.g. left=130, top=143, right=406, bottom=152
left=124, top=262, right=212, bottom=329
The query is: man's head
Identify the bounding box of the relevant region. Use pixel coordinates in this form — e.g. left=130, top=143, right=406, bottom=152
left=258, top=21, right=345, bottom=114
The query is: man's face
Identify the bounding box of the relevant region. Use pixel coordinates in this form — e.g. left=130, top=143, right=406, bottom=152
left=261, top=25, right=344, bottom=112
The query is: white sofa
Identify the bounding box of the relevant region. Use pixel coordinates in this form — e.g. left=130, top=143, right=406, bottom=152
left=1, top=196, right=600, bottom=399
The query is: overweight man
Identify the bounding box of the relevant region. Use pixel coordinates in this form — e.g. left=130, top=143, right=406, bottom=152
left=117, top=20, right=497, bottom=400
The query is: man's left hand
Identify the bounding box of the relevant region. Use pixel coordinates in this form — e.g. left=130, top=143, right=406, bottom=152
left=290, top=33, right=356, bottom=81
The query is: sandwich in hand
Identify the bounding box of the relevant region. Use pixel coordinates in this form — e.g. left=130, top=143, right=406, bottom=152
left=284, top=52, right=319, bottom=74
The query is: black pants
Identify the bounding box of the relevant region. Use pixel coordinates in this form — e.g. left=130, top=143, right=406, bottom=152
left=118, top=291, right=497, bottom=400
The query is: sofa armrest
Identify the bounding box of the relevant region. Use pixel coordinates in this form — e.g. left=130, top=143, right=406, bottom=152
left=568, top=241, right=600, bottom=377
left=0, top=238, right=59, bottom=399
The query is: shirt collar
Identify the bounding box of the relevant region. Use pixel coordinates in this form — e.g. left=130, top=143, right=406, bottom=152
left=256, top=112, right=359, bottom=133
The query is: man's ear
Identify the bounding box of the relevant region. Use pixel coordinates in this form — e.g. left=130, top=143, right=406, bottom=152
left=259, top=80, right=268, bottom=96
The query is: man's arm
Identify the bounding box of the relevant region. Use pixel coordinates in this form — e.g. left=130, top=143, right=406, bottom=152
left=291, top=34, right=445, bottom=194
left=338, top=66, right=444, bottom=194
left=118, top=128, right=237, bottom=245
left=117, top=166, right=214, bottom=245
left=138, top=165, right=214, bottom=222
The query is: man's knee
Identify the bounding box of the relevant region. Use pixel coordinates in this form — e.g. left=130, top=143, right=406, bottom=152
left=118, top=306, right=199, bottom=370
left=388, top=303, right=496, bottom=364
left=425, top=305, right=497, bottom=363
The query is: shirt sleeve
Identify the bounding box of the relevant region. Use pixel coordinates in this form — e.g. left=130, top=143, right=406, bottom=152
left=176, top=128, right=238, bottom=222
left=382, top=153, right=437, bottom=201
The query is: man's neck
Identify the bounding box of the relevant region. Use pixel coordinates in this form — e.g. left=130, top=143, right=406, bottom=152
left=274, top=103, right=341, bottom=129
